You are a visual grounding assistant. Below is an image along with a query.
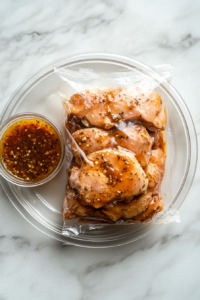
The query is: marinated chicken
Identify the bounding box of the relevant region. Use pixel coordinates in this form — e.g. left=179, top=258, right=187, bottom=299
left=149, top=130, right=160, bottom=146
left=63, top=187, right=164, bottom=223
left=63, top=147, right=166, bottom=223
left=101, top=149, right=166, bottom=222
left=149, top=130, right=165, bottom=151
left=144, top=148, right=166, bottom=190
left=102, top=191, right=154, bottom=222
left=69, top=149, right=148, bottom=209
left=62, top=86, right=167, bottom=224
left=67, top=88, right=166, bottom=131
left=72, top=123, right=154, bottom=167
left=134, top=196, right=164, bottom=222
left=62, top=187, right=110, bottom=221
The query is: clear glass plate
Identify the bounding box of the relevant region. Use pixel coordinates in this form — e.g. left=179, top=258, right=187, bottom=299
left=0, top=53, right=197, bottom=248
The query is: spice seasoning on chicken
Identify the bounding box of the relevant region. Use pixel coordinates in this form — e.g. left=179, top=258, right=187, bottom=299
left=61, top=87, right=168, bottom=222
left=0, top=119, right=61, bottom=181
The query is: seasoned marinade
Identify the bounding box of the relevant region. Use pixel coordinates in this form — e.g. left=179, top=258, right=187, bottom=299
left=0, top=119, right=61, bottom=181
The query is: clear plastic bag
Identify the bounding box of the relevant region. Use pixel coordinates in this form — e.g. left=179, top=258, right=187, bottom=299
left=54, top=64, right=180, bottom=236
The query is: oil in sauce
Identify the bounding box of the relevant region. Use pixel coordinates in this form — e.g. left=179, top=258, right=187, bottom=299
left=0, top=119, right=61, bottom=181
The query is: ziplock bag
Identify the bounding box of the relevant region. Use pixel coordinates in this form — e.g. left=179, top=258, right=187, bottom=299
left=54, top=64, right=180, bottom=236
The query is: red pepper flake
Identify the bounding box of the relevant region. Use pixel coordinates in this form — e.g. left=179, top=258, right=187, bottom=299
left=0, top=119, right=61, bottom=182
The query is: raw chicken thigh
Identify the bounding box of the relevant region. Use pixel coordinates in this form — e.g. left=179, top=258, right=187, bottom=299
left=134, top=195, right=164, bottom=222
left=69, top=148, right=148, bottom=209
left=102, top=191, right=154, bottom=222
left=62, top=187, right=110, bottom=221
left=102, top=149, right=166, bottom=222
left=63, top=148, right=165, bottom=222
left=67, top=88, right=166, bottom=131
left=144, top=148, right=165, bottom=190
left=72, top=123, right=154, bottom=167
left=62, top=86, right=167, bottom=224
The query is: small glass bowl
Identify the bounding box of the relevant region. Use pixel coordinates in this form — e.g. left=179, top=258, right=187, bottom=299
left=0, top=113, right=65, bottom=187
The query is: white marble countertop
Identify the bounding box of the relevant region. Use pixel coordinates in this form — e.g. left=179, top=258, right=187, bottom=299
left=0, top=0, right=200, bottom=299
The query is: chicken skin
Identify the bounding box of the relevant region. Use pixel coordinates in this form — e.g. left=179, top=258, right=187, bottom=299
left=134, top=196, right=164, bottom=222
left=63, top=149, right=166, bottom=222
left=149, top=130, right=165, bottom=151
left=62, top=187, right=164, bottom=222
left=67, top=88, right=166, bottom=131
left=62, top=187, right=110, bottom=221
left=144, top=148, right=166, bottom=190
left=101, top=149, right=166, bottom=222
left=102, top=191, right=154, bottom=222
left=72, top=123, right=154, bottom=167
left=69, top=149, right=148, bottom=209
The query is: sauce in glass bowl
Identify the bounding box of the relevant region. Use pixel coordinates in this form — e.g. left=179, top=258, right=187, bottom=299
left=0, top=113, right=65, bottom=187
left=0, top=119, right=61, bottom=182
